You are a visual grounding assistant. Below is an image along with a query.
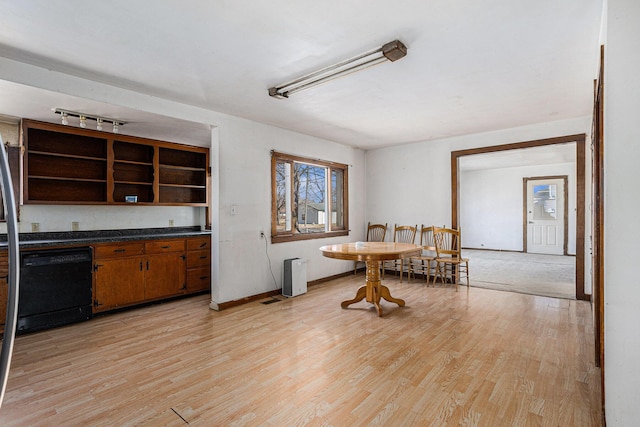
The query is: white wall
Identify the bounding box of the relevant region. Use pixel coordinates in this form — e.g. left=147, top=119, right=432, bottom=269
left=212, top=113, right=365, bottom=304
left=460, top=162, right=576, bottom=253
left=366, top=117, right=589, bottom=227
left=604, top=0, right=640, bottom=424
left=0, top=59, right=366, bottom=307
left=365, top=116, right=591, bottom=287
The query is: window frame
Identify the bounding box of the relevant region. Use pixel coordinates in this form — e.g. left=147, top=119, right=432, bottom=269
left=271, top=151, right=349, bottom=243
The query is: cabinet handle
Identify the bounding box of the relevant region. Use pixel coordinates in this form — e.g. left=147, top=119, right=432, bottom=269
left=161, top=245, right=170, bottom=249
left=140, top=262, right=143, bottom=271
left=146, top=260, right=150, bottom=270
left=199, top=276, right=208, bottom=280
left=199, top=242, right=207, bottom=248
left=114, top=249, right=126, bottom=253
left=199, top=255, right=207, bottom=259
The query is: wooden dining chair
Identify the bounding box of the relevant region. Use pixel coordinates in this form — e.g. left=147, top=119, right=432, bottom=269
left=409, top=225, right=437, bottom=283
left=433, top=227, right=469, bottom=291
left=383, top=224, right=417, bottom=282
left=354, top=222, right=387, bottom=274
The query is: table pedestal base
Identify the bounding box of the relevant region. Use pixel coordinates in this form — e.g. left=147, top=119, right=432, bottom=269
left=341, top=260, right=405, bottom=317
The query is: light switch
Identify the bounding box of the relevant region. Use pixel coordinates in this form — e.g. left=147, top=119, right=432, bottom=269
left=230, top=204, right=237, bottom=216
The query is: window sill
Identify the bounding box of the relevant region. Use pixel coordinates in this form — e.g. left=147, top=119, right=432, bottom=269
left=271, top=230, right=349, bottom=244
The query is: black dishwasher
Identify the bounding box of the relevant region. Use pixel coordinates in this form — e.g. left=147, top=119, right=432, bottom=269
left=18, top=247, right=93, bottom=333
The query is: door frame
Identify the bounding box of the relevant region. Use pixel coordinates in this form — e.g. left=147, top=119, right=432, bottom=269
left=451, top=134, right=586, bottom=301
left=523, top=175, right=569, bottom=255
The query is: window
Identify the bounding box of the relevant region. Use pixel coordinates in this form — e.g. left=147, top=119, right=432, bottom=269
left=271, top=151, right=349, bottom=243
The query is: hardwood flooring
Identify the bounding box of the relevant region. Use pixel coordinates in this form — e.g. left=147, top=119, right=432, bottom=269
left=0, top=275, right=602, bottom=426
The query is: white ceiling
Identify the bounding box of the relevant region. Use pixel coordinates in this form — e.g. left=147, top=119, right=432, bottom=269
left=0, top=1, right=603, bottom=150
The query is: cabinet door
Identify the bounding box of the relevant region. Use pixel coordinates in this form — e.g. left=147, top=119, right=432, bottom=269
left=144, top=252, right=186, bottom=300
left=94, top=257, right=145, bottom=312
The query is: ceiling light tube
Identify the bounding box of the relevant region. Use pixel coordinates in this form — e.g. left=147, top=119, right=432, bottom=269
left=269, top=39, right=407, bottom=99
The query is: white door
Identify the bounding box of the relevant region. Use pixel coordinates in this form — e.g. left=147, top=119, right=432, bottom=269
left=526, top=178, right=565, bottom=255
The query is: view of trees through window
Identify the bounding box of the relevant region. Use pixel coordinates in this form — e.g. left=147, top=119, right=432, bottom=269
left=272, top=152, right=348, bottom=242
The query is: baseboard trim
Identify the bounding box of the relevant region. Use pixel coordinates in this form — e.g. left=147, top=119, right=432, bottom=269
left=308, top=270, right=361, bottom=286
left=211, top=288, right=282, bottom=311
left=462, top=247, right=523, bottom=253
left=210, top=270, right=360, bottom=311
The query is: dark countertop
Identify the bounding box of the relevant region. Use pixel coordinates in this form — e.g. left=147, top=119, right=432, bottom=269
left=0, top=226, right=211, bottom=249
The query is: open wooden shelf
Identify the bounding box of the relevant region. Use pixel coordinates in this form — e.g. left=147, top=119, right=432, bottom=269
left=22, top=119, right=209, bottom=207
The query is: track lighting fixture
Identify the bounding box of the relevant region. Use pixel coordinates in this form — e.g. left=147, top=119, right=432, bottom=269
left=268, top=39, right=408, bottom=99
left=52, top=108, right=125, bottom=133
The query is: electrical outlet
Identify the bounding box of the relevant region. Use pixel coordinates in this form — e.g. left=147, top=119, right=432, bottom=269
left=260, top=231, right=265, bottom=239
left=72, top=221, right=80, bottom=231
left=31, top=222, right=40, bottom=232
left=169, top=219, right=174, bottom=227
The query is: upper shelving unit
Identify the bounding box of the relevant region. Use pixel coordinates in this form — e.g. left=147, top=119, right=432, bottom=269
left=22, top=119, right=209, bottom=207
left=158, top=147, right=208, bottom=204
left=25, top=127, right=108, bottom=203
left=112, top=140, right=155, bottom=203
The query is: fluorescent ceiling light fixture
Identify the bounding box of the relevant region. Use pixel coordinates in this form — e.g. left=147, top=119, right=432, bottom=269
left=52, top=108, right=125, bottom=133
left=269, top=39, right=408, bottom=99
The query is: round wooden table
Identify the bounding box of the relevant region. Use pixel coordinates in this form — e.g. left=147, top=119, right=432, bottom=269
left=319, top=242, right=422, bottom=317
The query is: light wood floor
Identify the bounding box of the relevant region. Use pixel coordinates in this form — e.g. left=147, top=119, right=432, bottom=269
left=0, top=275, right=602, bottom=426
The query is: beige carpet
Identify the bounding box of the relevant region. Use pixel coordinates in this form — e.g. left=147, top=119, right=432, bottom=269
left=462, top=249, right=576, bottom=299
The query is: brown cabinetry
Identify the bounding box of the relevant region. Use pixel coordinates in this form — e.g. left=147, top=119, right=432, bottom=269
left=24, top=126, right=108, bottom=203
left=94, top=255, right=146, bottom=312
left=111, top=140, right=155, bottom=203
left=93, top=242, right=146, bottom=312
left=0, top=234, right=210, bottom=327
left=93, top=239, right=187, bottom=312
left=22, top=120, right=209, bottom=207
left=143, top=240, right=186, bottom=300
left=186, top=236, right=211, bottom=292
left=93, top=236, right=207, bottom=313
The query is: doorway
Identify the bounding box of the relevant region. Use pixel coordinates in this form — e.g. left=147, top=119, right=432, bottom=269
left=524, top=176, right=568, bottom=255
left=451, top=134, right=586, bottom=300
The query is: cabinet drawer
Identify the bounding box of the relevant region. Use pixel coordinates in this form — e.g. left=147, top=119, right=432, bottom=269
left=94, top=242, right=145, bottom=259
left=145, top=239, right=185, bottom=254
left=187, top=266, right=211, bottom=291
left=187, top=250, right=210, bottom=268
left=187, top=236, right=211, bottom=251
